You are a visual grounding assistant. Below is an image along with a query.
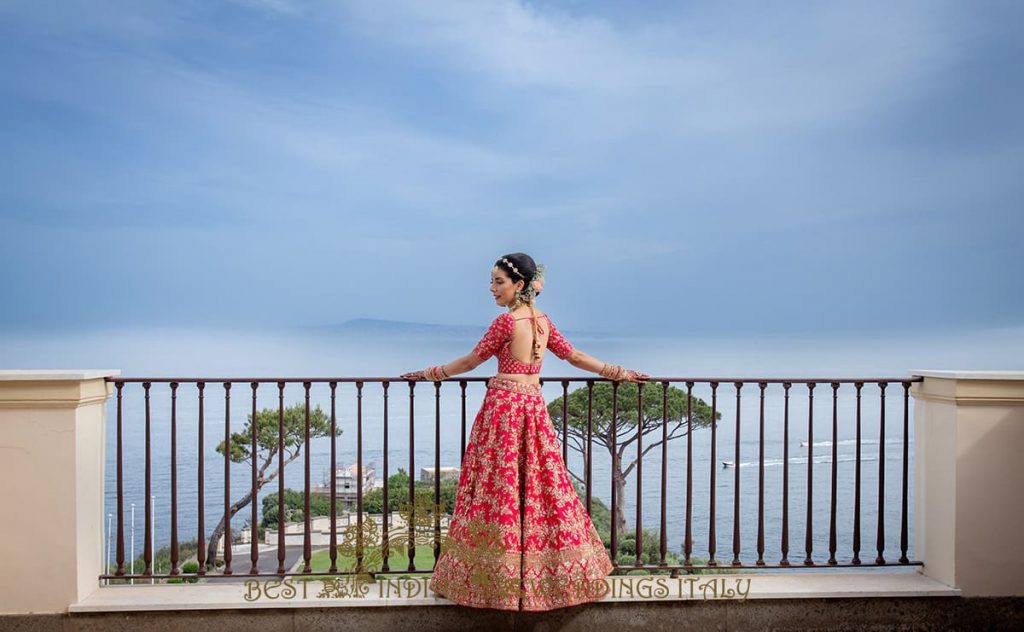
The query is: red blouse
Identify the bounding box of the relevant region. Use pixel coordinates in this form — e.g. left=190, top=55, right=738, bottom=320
left=472, top=312, right=575, bottom=375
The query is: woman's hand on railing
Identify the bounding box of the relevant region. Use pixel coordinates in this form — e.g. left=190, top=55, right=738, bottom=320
left=400, top=370, right=426, bottom=381
left=622, top=368, right=649, bottom=383
left=599, top=363, right=649, bottom=383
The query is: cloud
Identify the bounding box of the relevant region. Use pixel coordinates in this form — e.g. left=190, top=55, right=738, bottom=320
left=227, top=0, right=304, bottom=16
left=333, top=1, right=958, bottom=137
left=1, top=0, right=1021, bottom=333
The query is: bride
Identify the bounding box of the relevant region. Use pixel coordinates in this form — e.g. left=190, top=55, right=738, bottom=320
left=401, top=252, right=647, bottom=611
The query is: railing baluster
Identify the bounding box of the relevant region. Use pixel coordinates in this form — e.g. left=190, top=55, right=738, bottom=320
left=586, top=381, right=594, bottom=515
left=382, top=381, right=391, bottom=573
left=901, top=381, right=911, bottom=564
left=708, top=381, right=718, bottom=566
left=223, top=382, right=232, bottom=575
left=197, top=382, right=206, bottom=575
left=780, top=381, right=790, bottom=566
left=853, top=382, right=863, bottom=565
left=302, top=381, right=311, bottom=573
left=562, top=380, right=569, bottom=464
left=143, top=382, right=152, bottom=576
left=684, top=381, right=693, bottom=567
left=610, top=380, right=618, bottom=566
left=249, top=382, right=259, bottom=575
left=276, top=382, right=285, bottom=575
left=804, top=382, right=815, bottom=565
left=357, top=380, right=365, bottom=573
left=634, top=381, right=644, bottom=568
left=757, top=381, right=767, bottom=566
left=659, top=381, right=668, bottom=568
left=407, top=381, right=416, bottom=572
left=170, top=382, right=179, bottom=576
left=459, top=380, right=467, bottom=466
left=329, top=382, right=338, bottom=574
left=829, top=382, right=839, bottom=565
left=115, top=382, right=125, bottom=577
left=432, top=379, right=441, bottom=564
left=876, top=382, right=888, bottom=564
left=732, top=381, right=742, bottom=566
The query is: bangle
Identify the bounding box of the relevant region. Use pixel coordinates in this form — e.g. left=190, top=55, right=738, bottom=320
left=599, top=363, right=625, bottom=381
left=423, top=365, right=449, bottom=381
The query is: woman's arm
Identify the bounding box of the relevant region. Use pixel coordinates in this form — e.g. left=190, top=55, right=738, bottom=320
left=401, top=314, right=509, bottom=381
left=400, top=353, right=485, bottom=381
left=546, top=318, right=647, bottom=383
left=565, top=348, right=648, bottom=383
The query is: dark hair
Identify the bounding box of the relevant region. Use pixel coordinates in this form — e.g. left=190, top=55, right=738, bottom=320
left=494, top=252, right=545, bottom=361
left=494, top=252, right=537, bottom=286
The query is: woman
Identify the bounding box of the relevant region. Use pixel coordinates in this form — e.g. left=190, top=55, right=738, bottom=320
left=400, top=252, right=648, bottom=611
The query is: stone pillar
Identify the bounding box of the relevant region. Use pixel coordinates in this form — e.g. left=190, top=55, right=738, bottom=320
left=911, top=370, right=1024, bottom=597
left=0, top=370, right=118, bottom=614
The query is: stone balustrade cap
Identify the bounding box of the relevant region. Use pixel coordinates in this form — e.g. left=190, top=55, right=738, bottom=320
left=0, top=369, right=121, bottom=381
left=910, top=370, right=1024, bottom=380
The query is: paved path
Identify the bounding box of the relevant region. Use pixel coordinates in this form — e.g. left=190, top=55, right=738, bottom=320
left=197, top=544, right=308, bottom=583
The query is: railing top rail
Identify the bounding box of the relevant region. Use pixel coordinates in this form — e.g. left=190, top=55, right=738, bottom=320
left=105, top=376, right=925, bottom=384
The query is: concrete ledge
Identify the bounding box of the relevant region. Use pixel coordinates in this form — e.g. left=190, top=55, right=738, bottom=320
left=909, top=370, right=1024, bottom=380
left=0, top=370, right=122, bottom=381
left=68, top=570, right=958, bottom=613
left=6, top=595, right=1022, bottom=632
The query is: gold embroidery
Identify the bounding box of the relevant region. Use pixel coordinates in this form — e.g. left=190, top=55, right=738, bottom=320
left=431, top=512, right=612, bottom=608
left=427, top=381, right=614, bottom=610
left=487, top=376, right=543, bottom=396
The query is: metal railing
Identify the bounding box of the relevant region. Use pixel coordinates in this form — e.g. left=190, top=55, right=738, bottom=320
left=101, top=375, right=922, bottom=583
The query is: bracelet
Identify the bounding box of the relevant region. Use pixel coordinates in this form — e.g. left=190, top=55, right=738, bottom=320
left=599, top=363, right=626, bottom=381
left=423, top=365, right=450, bottom=381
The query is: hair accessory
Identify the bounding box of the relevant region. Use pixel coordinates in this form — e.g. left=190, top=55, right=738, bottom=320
left=500, top=257, right=523, bottom=279
left=504, top=261, right=546, bottom=310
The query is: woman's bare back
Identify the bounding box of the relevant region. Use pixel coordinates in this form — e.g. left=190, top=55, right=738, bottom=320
left=498, top=309, right=551, bottom=382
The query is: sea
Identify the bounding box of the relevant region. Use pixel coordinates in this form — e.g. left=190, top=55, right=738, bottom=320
left=3, top=320, right=1022, bottom=569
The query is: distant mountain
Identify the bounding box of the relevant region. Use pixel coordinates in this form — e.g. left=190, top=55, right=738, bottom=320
left=314, top=318, right=483, bottom=337
left=309, top=318, right=611, bottom=339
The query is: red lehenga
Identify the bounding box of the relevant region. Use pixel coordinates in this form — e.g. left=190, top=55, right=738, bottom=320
left=428, top=312, right=614, bottom=611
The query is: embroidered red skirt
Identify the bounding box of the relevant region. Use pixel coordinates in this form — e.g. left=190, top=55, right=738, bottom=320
left=428, top=377, right=614, bottom=611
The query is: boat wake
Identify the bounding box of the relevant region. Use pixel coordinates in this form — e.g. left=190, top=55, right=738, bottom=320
left=798, top=438, right=905, bottom=447
left=721, top=454, right=886, bottom=468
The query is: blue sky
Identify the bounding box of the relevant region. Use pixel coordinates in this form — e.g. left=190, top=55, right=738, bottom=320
left=1, top=0, right=1021, bottom=336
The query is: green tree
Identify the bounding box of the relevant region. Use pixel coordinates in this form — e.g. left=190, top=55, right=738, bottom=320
left=207, top=401, right=339, bottom=569
left=548, top=382, right=718, bottom=534
left=260, top=470, right=458, bottom=529
left=361, top=468, right=459, bottom=514
left=260, top=489, right=334, bottom=529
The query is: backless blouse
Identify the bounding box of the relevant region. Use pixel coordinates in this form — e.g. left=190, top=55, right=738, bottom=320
left=472, top=312, right=575, bottom=374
